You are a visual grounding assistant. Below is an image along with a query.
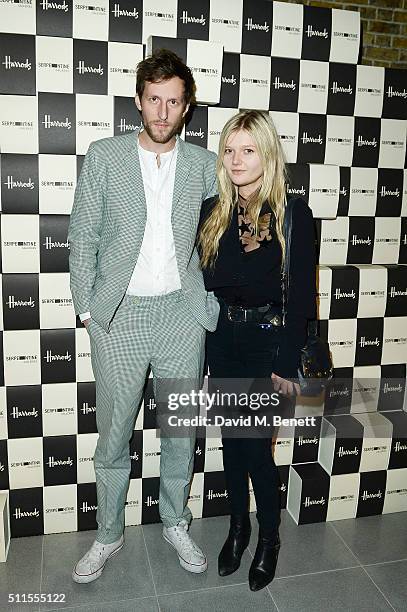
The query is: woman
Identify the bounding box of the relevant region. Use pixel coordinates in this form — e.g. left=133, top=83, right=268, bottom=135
left=198, top=110, right=317, bottom=590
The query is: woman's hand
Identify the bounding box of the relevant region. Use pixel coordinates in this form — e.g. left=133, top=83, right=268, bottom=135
left=271, top=373, right=300, bottom=397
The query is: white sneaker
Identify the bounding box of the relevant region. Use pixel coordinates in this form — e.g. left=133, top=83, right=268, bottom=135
left=163, top=519, right=207, bottom=573
left=72, top=535, right=124, bottom=583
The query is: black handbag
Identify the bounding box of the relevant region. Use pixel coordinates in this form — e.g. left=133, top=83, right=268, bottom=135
left=281, top=199, right=333, bottom=397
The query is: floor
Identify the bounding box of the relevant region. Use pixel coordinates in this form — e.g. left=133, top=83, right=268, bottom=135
left=1, top=511, right=406, bottom=612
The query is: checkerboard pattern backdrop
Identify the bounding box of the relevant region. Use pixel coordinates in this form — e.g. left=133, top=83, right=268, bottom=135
left=0, top=0, right=406, bottom=537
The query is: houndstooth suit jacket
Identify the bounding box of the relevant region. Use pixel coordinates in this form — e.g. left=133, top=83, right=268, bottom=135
left=68, top=129, right=220, bottom=332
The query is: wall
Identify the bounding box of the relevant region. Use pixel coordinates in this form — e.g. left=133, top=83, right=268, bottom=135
left=283, top=0, right=407, bottom=68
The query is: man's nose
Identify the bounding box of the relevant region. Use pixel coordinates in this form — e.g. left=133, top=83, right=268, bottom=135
left=158, top=101, right=168, bottom=121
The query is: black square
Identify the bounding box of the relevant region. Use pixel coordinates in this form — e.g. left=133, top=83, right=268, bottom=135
left=302, top=6, right=331, bottom=62
left=40, top=329, right=76, bottom=383
left=40, top=215, right=70, bottom=272
left=38, top=92, right=76, bottom=155
left=177, top=0, right=209, bottom=41
left=297, top=114, right=327, bottom=164
left=2, top=274, right=39, bottom=330
left=218, top=52, right=240, bottom=109
left=352, top=117, right=381, bottom=168
left=36, top=0, right=73, bottom=38
left=241, top=0, right=272, bottom=56
left=269, top=57, right=300, bottom=113
left=0, top=33, right=36, bottom=95
left=73, top=39, right=108, bottom=95
left=109, top=0, right=143, bottom=43
left=347, top=218, right=375, bottom=265
left=1, top=154, right=39, bottom=214
left=327, top=62, right=356, bottom=117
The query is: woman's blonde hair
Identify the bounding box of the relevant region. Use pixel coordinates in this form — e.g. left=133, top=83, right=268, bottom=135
left=198, top=110, right=287, bottom=269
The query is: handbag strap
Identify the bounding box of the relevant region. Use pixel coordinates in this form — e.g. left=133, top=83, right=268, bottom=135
left=281, top=199, right=317, bottom=335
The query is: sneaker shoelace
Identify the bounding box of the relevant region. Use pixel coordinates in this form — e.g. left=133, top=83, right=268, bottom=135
left=173, top=521, right=202, bottom=558
left=84, top=541, right=108, bottom=571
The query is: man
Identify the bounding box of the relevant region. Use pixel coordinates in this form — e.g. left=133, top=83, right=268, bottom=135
left=68, top=49, right=219, bottom=583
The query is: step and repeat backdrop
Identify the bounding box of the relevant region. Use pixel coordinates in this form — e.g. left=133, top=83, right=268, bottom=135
left=0, top=0, right=406, bottom=537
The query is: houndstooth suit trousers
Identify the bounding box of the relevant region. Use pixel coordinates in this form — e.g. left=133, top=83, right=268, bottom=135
left=88, top=290, right=205, bottom=544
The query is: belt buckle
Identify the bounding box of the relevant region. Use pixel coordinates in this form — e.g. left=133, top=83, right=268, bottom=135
left=227, top=306, right=247, bottom=323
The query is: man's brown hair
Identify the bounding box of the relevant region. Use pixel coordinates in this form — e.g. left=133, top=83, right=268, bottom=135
left=136, top=48, right=196, bottom=105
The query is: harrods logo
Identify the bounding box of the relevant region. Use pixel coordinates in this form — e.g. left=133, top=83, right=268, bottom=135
left=331, top=82, right=353, bottom=95
left=2, top=56, right=31, bottom=71
left=394, top=441, right=407, bottom=452
left=4, top=176, right=35, bottom=190
left=361, top=489, right=382, bottom=501
left=81, top=401, right=96, bottom=414
left=43, top=237, right=70, bottom=250
left=42, top=115, right=72, bottom=130
left=273, top=77, right=296, bottom=91
left=185, top=128, right=205, bottom=139
left=356, top=135, right=377, bottom=147
left=306, top=25, right=328, bottom=38
left=10, top=406, right=38, bottom=419
left=359, top=336, right=380, bottom=347
left=301, top=132, right=323, bottom=145
left=180, top=11, right=205, bottom=26
left=40, top=0, right=69, bottom=10
left=46, top=456, right=73, bottom=468
left=13, top=507, right=40, bottom=520
left=44, top=349, right=72, bottom=363
left=111, top=3, right=138, bottom=18
left=386, top=86, right=407, bottom=99
left=388, top=286, right=407, bottom=298
left=303, top=496, right=325, bottom=507
left=207, top=489, right=228, bottom=500
left=334, top=288, right=356, bottom=299
left=222, top=74, right=237, bottom=86
left=116, top=118, right=141, bottom=133
left=76, top=60, right=104, bottom=76
left=245, top=18, right=269, bottom=32
left=287, top=185, right=306, bottom=196
left=380, top=186, right=400, bottom=197
left=297, top=436, right=318, bottom=446
left=81, top=501, right=97, bottom=512
left=351, top=235, right=372, bottom=246
left=145, top=496, right=159, bottom=506
left=6, top=296, right=35, bottom=309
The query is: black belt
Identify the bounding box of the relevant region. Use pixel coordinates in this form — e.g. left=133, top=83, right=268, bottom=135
left=220, top=300, right=283, bottom=326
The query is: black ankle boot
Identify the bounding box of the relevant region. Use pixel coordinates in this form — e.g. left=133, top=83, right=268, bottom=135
left=248, top=532, right=280, bottom=591
left=218, top=514, right=251, bottom=576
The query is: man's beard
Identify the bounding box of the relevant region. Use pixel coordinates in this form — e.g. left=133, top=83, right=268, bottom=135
left=142, top=116, right=185, bottom=144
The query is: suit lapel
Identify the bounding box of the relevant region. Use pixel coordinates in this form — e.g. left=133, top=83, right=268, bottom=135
left=172, top=137, right=192, bottom=215
left=123, top=129, right=147, bottom=223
